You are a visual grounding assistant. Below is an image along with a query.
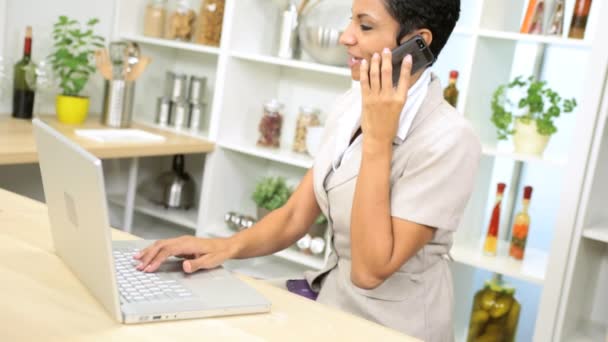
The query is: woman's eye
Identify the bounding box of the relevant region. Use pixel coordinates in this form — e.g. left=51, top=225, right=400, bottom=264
left=361, top=25, right=372, bottom=31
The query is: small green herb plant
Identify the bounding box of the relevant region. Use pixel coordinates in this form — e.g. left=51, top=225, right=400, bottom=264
left=252, top=176, right=292, bottom=211
left=491, top=76, right=577, bottom=140
left=50, top=16, right=105, bottom=97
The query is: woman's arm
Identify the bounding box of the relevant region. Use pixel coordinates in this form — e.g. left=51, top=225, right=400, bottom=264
left=135, top=169, right=321, bottom=273
left=349, top=49, right=434, bottom=289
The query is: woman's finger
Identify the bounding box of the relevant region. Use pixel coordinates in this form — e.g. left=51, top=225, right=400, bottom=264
left=397, top=54, right=413, bottom=97
left=370, top=52, right=381, bottom=93
left=381, top=47, right=393, bottom=91
left=359, top=58, right=370, bottom=94
left=183, top=252, right=224, bottom=273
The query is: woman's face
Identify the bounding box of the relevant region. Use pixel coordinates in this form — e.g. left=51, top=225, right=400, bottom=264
left=339, top=0, right=401, bottom=81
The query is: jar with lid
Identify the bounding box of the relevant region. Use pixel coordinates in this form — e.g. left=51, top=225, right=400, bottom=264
left=257, top=99, right=284, bottom=148
left=143, top=0, right=167, bottom=38
left=467, top=275, right=521, bottom=342
left=165, top=0, right=196, bottom=41
left=194, top=0, right=225, bottom=46
left=293, top=106, right=321, bottom=153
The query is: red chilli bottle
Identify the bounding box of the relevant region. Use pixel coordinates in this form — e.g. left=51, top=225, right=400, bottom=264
left=483, top=183, right=506, bottom=256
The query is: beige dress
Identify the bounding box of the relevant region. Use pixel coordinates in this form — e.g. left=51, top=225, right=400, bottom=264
left=305, top=75, right=482, bottom=342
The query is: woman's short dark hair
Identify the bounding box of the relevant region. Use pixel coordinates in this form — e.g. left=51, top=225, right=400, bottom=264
left=383, top=0, right=460, bottom=59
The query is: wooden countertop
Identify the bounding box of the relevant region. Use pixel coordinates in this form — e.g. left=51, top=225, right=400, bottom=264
left=0, top=188, right=417, bottom=341
left=0, top=116, right=215, bottom=165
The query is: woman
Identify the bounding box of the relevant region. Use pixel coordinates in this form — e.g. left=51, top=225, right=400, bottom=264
left=135, top=0, right=481, bottom=340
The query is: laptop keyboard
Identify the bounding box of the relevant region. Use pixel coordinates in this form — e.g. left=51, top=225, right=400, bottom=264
left=113, top=248, right=194, bottom=304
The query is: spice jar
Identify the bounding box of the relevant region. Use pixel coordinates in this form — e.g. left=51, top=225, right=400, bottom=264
left=194, top=0, right=225, bottom=46
left=467, top=276, right=521, bottom=342
left=165, top=0, right=196, bottom=41
left=293, top=106, right=321, bottom=153
left=143, top=0, right=167, bottom=38
left=257, top=99, right=284, bottom=148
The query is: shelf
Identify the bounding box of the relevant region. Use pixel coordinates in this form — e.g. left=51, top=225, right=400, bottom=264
left=566, top=322, right=606, bottom=342
left=477, top=29, right=592, bottom=48
left=451, top=239, right=547, bottom=285
left=583, top=226, right=608, bottom=243
left=482, top=145, right=567, bottom=167
left=218, top=141, right=313, bottom=169
left=230, top=51, right=352, bottom=77
left=120, top=33, right=221, bottom=55
left=108, top=194, right=198, bottom=230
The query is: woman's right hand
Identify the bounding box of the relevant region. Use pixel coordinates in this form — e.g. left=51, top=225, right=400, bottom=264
left=133, top=236, right=236, bottom=273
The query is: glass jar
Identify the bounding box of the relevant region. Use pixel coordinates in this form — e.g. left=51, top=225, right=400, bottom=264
left=165, top=0, right=196, bottom=41
left=293, top=106, right=321, bottom=153
left=143, top=0, right=167, bottom=38
left=194, top=0, right=225, bottom=46
left=467, top=277, right=521, bottom=342
left=257, top=99, right=284, bottom=148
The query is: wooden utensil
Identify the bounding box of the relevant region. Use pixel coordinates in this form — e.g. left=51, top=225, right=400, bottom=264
left=126, top=56, right=151, bottom=81
left=95, top=49, right=113, bottom=80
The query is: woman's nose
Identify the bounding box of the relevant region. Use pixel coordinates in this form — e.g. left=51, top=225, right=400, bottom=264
left=339, top=24, right=356, bottom=46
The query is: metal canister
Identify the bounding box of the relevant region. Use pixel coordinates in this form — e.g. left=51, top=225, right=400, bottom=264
left=188, top=76, right=206, bottom=104
left=189, top=102, right=205, bottom=130
left=170, top=100, right=189, bottom=129
left=165, top=71, right=188, bottom=102
left=156, top=96, right=171, bottom=126
left=101, top=79, right=136, bottom=128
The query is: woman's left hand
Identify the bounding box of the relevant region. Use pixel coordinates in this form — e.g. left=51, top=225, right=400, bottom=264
left=359, top=48, right=413, bottom=148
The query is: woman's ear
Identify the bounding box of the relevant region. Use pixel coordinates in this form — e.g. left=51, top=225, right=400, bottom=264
left=418, top=29, right=433, bottom=47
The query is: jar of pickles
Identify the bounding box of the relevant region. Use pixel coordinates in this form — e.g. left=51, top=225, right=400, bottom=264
left=257, top=99, right=284, bottom=148
left=293, top=106, right=321, bottom=153
left=467, top=276, right=521, bottom=342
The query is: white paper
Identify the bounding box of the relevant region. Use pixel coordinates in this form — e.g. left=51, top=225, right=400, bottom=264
left=75, top=129, right=166, bottom=143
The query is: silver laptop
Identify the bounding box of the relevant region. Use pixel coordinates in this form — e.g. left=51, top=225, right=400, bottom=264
left=32, top=119, right=271, bottom=324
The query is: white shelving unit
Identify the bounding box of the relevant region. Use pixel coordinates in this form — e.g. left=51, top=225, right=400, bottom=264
left=111, top=0, right=608, bottom=341
left=108, top=194, right=198, bottom=230
left=582, top=227, right=608, bottom=243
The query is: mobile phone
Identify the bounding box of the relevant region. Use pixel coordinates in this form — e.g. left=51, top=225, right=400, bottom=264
left=391, top=35, right=435, bottom=85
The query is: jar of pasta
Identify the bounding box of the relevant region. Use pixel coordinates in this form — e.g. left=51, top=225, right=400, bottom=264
left=293, top=106, right=321, bottom=153
left=143, top=0, right=167, bottom=38
left=165, top=0, right=196, bottom=41
left=194, top=0, right=225, bottom=46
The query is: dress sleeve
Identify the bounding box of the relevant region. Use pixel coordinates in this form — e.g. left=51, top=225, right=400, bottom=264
left=390, top=122, right=482, bottom=231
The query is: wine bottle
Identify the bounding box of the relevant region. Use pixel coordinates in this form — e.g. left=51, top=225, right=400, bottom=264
left=483, top=183, right=506, bottom=256
left=443, top=70, right=459, bottom=107
left=12, top=26, right=35, bottom=119
left=509, top=186, right=533, bottom=260
left=568, top=0, right=592, bottom=39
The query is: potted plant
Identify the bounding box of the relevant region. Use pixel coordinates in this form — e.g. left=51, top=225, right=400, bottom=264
left=252, top=176, right=292, bottom=219
left=50, top=16, right=105, bottom=124
left=491, top=75, right=577, bottom=156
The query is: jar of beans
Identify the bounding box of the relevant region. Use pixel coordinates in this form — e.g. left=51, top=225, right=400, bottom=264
left=292, top=106, right=321, bottom=153
left=257, top=99, right=284, bottom=148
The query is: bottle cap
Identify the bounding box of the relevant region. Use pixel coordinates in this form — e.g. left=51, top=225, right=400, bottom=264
left=264, top=99, right=284, bottom=113
left=523, top=186, right=533, bottom=200
left=449, top=70, right=459, bottom=79
left=25, top=26, right=32, bottom=38
left=497, top=183, right=506, bottom=194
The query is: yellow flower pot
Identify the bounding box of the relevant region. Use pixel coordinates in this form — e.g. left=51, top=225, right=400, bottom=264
left=56, top=95, right=90, bottom=124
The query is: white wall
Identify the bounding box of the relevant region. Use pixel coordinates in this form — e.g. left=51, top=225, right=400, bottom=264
left=0, top=0, right=117, bottom=115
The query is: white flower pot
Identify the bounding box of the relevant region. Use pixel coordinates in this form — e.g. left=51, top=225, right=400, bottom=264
left=513, top=119, right=551, bottom=156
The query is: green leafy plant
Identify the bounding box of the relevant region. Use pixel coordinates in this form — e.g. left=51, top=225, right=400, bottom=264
left=49, top=16, right=105, bottom=97
left=252, top=176, right=292, bottom=211
left=491, top=76, right=577, bottom=140
left=315, top=213, right=328, bottom=225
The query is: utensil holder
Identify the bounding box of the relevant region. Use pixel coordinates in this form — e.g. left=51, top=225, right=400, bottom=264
left=102, top=79, right=135, bottom=128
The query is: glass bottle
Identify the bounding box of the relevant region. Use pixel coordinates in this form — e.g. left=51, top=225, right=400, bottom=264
left=194, top=0, right=225, bottom=46
left=257, top=99, right=284, bottom=148
left=483, top=183, right=506, bottom=256
left=293, top=106, right=321, bottom=153
left=520, top=0, right=545, bottom=34
left=143, top=0, right=167, bottom=38
left=467, top=275, right=521, bottom=342
left=443, top=70, right=459, bottom=108
left=546, top=0, right=565, bottom=36
left=165, top=0, right=196, bottom=41
left=12, top=26, right=35, bottom=119
left=509, top=186, right=533, bottom=260
left=568, top=0, right=592, bottom=39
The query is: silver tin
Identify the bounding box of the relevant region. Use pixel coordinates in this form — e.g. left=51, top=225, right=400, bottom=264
left=156, top=96, right=171, bottom=126
left=188, top=76, right=206, bottom=104
left=170, top=100, right=189, bottom=129
left=165, top=71, right=188, bottom=102
left=101, top=79, right=135, bottom=128
left=189, top=102, right=205, bottom=130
